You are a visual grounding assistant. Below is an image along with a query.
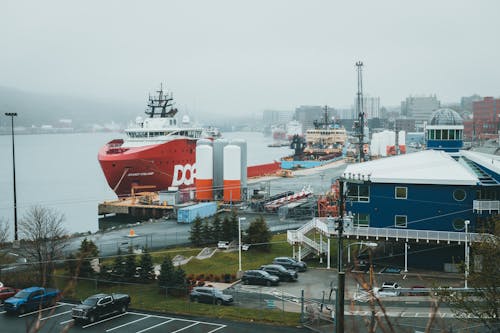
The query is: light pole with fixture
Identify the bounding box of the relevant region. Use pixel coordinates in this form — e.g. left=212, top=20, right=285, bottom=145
left=238, top=217, right=246, bottom=273
left=5, top=112, right=18, bottom=241
left=347, top=242, right=377, bottom=265
left=464, top=220, right=470, bottom=289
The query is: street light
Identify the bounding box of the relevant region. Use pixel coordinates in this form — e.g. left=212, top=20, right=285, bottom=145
left=5, top=112, right=18, bottom=241
left=464, top=220, right=470, bottom=289
left=347, top=242, right=378, bottom=264
left=238, top=217, right=246, bottom=272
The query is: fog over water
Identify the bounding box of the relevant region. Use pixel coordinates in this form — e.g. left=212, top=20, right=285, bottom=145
left=1, top=0, right=500, bottom=117
left=0, top=132, right=292, bottom=235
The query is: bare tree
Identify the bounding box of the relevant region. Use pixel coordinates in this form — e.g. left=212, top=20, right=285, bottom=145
left=0, top=217, right=9, bottom=245
left=19, top=206, right=68, bottom=286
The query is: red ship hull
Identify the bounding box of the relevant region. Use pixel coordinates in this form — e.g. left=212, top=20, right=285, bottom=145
left=98, top=138, right=197, bottom=197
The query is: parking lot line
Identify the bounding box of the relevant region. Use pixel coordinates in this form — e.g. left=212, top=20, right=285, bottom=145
left=60, top=318, right=74, bottom=325
left=40, top=310, right=72, bottom=321
left=19, top=304, right=65, bottom=318
left=206, top=326, right=227, bottom=333
left=170, top=322, right=199, bottom=332
left=0, top=311, right=5, bottom=315
left=82, top=312, right=128, bottom=329
left=135, top=319, right=174, bottom=333
left=106, top=315, right=150, bottom=332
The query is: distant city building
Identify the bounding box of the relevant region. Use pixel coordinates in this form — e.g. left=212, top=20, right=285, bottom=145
left=395, top=118, right=416, bottom=133
left=401, top=95, right=441, bottom=130
left=460, top=94, right=482, bottom=112
left=262, top=110, right=293, bottom=126
left=294, top=105, right=335, bottom=130
left=471, top=96, right=500, bottom=139
left=336, top=108, right=354, bottom=120
left=354, top=95, right=380, bottom=119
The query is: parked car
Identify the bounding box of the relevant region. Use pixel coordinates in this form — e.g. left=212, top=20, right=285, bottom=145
left=72, top=293, right=131, bottom=324
left=189, top=287, right=233, bottom=305
left=241, top=270, right=280, bottom=286
left=4, top=286, right=61, bottom=314
left=217, top=241, right=230, bottom=249
left=377, top=282, right=401, bottom=297
left=272, top=257, right=307, bottom=272
left=259, top=264, right=298, bottom=282
left=0, top=286, right=19, bottom=304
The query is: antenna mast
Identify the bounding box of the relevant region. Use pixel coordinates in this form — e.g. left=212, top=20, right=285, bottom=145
left=356, top=61, right=365, bottom=162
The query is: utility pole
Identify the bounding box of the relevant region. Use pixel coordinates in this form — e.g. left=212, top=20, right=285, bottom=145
left=336, top=179, right=345, bottom=333
left=356, top=61, right=364, bottom=163
left=5, top=112, right=18, bottom=241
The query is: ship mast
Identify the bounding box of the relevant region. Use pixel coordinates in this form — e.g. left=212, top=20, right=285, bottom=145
left=146, top=83, right=176, bottom=118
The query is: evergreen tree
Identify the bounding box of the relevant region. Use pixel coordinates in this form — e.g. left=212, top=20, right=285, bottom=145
left=230, top=210, right=239, bottom=240
left=211, top=215, right=223, bottom=242
left=245, top=216, right=272, bottom=252
left=77, top=238, right=99, bottom=277
left=123, top=247, right=137, bottom=280
left=221, top=215, right=232, bottom=241
left=112, top=248, right=124, bottom=277
left=173, top=266, right=186, bottom=287
left=201, top=220, right=212, bottom=244
left=189, top=217, right=203, bottom=246
left=139, top=248, right=154, bottom=281
left=158, top=256, right=175, bottom=288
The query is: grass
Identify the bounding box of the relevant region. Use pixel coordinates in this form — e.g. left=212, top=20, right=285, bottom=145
left=53, top=234, right=303, bottom=326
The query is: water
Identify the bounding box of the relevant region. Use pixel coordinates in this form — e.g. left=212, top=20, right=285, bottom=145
left=0, top=131, right=292, bottom=235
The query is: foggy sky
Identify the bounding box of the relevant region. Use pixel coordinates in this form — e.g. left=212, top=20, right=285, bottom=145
left=1, top=0, right=499, bottom=116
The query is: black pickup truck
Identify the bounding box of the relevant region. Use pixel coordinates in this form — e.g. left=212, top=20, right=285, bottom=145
left=71, top=293, right=131, bottom=324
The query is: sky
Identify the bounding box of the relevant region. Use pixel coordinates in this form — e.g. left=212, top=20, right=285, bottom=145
left=1, top=0, right=500, bottom=116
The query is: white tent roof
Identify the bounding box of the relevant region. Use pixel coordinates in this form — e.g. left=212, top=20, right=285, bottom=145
left=343, top=150, right=478, bottom=185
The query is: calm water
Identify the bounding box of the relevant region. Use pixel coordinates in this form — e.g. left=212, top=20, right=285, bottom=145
left=0, top=131, right=291, bottom=234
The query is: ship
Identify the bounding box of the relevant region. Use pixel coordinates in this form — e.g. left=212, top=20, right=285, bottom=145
left=286, top=120, right=303, bottom=141
left=98, top=86, right=205, bottom=197
left=281, top=106, right=347, bottom=169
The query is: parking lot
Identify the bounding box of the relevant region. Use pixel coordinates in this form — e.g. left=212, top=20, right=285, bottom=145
left=0, top=302, right=227, bottom=333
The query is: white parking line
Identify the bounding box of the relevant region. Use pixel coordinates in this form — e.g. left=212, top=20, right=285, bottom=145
left=170, top=322, right=199, bottom=332
left=106, top=315, right=150, bottom=332
left=135, top=319, right=174, bottom=333
left=40, top=310, right=72, bottom=321
left=18, top=304, right=65, bottom=318
left=82, top=312, right=128, bottom=329
left=60, top=319, right=74, bottom=325
left=207, top=326, right=227, bottom=333
left=0, top=311, right=5, bottom=315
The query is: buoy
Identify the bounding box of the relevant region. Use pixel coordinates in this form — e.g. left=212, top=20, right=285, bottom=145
left=128, top=229, right=137, bottom=238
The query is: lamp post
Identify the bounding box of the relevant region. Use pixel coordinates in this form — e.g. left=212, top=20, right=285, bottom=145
left=464, top=220, right=470, bottom=289
left=238, top=217, right=246, bottom=272
left=5, top=112, right=18, bottom=241
left=347, top=242, right=377, bottom=264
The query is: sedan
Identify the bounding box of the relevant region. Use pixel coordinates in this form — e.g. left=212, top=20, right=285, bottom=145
left=259, top=264, right=298, bottom=282
left=241, top=270, right=280, bottom=286
left=0, top=286, right=19, bottom=304
left=189, top=287, right=233, bottom=305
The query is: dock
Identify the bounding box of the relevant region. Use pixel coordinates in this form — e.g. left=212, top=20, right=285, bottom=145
left=98, top=192, right=175, bottom=219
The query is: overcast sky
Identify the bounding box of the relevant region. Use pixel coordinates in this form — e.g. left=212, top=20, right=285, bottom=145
left=1, top=0, right=499, bottom=116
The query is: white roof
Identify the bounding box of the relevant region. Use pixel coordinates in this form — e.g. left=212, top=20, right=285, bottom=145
left=343, top=150, right=478, bottom=185
left=460, top=150, right=500, bottom=175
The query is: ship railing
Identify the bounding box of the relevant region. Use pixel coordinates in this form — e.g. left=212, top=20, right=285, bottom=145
left=473, top=199, right=500, bottom=213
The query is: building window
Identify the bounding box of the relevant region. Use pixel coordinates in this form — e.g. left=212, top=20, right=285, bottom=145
left=395, top=215, right=407, bottom=228
left=453, top=218, right=465, bottom=231
left=453, top=189, right=466, bottom=201
left=395, top=187, right=407, bottom=199
left=436, top=130, right=441, bottom=140
left=347, top=184, right=370, bottom=202
left=354, top=213, right=370, bottom=227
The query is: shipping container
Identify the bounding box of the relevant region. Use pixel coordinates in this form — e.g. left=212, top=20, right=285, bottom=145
left=177, top=202, right=218, bottom=223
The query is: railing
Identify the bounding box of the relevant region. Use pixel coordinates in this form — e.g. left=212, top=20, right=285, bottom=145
left=473, top=200, right=500, bottom=213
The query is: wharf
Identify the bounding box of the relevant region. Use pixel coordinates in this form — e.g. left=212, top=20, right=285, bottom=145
left=98, top=193, right=174, bottom=219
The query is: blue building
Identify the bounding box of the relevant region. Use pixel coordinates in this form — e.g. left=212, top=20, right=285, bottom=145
left=341, top=108, right=499, bottom=269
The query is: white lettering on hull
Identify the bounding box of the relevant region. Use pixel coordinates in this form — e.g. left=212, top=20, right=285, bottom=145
left=172, top=163, right=197, bottom=186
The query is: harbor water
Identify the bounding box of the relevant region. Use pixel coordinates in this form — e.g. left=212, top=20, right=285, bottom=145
left=0, top=131, right=293, bottom=235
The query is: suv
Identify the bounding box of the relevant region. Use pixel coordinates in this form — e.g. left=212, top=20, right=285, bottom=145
left=272, top=257, right=307, bottom=272
left=189, top=287, right=233, bottom=305
left=217, top=241, right=230, bottom=249
left=241, top=270, right=280, bottom=286
left=259, top=264, right=298, bottom=282
left=377, top=282, right=401, bottom=297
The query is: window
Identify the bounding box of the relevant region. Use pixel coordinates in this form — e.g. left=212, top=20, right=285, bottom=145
left=395, top=215, right=407, bottom=228
left=395, top=187, right=407, bottom=199
left=347, top=184, right=370, bottom=202
left=448, top=130, right=455, bottom=140
left=453, top=189, right=466, bottom=201
left=353, top=213, right=370, bottom=227
left=436, top=130, right=441, bottom=140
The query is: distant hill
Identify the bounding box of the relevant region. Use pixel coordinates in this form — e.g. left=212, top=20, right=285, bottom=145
left=0, top=86, right=140, bottom=128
